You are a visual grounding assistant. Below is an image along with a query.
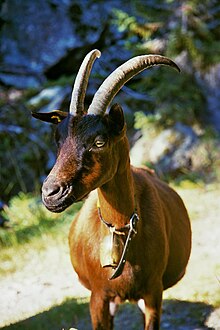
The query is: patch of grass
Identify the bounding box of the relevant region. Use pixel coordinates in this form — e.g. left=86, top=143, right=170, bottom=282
left=172, top=172, right=205, bottom=189
left=0, top=232, right=67, bottom=276
left=0, top=193, right=82, bottom=276
left=0, top=193, right=82, bottom=247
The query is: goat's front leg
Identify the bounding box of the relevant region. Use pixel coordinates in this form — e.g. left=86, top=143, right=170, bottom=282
left=90, top=291, right=113, bottom=330
left=142, top=285, right=163, bottom=330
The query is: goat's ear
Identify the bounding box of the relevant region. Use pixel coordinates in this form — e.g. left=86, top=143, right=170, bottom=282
left=31, top=110, right=68, bottom=124
left=108, top=103, right=125, bottom=134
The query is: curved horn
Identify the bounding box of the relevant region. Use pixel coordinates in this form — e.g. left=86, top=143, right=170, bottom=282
left=69, top=49, right=101, bottom=115
left=88, top=54, right=180, bottom=115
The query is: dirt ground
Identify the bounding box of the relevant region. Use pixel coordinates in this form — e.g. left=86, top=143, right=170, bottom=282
left=0, top=185, right=220, bottom=329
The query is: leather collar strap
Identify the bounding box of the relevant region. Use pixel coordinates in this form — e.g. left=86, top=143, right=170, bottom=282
left=97, top=207, right=139, bottom=280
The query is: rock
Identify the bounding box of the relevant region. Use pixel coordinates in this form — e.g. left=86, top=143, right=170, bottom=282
left=130, top=134, right=152, bottom=167
left=206, top=307, right=220, bottom=329
left=28, top=85, right=71, bottom=112
left=130, top=123, right=198, bottom=175
left=0, top=0, right=131, bottom=88
left=0, top=0, right=76, bottom=87
left=0, top=73, right=41, bottom=89
left=202, top=64, right=220, bottom=132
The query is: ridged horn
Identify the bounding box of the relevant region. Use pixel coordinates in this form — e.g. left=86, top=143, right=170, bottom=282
left=88, top=54, right=180, bottom=115
left=69, top=49, right=101, bottom=115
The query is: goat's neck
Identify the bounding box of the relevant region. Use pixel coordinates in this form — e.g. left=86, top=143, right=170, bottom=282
left=97, top=140, right=135, bottom=229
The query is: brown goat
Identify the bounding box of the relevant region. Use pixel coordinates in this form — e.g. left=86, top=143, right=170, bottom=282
left=32, top=50, right=191, bottom=330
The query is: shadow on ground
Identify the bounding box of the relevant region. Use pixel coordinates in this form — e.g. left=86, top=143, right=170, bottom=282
left=1, top=299, right=215, bottom=330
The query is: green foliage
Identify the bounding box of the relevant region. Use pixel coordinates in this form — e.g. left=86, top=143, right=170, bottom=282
left=112, top=9, right=158, bottom=41
left=0, top=193, right=82, bottom=247
left=172, top=172, right=204, bottom=189
left=114, top=1, right=220, bottom=69
left=133, top=69, right=206, bottom=128
left=150, top=70, right=206, bottom=127
left=113, top=1, right=219, bottom=128
left=0, top=88, right=55, bottom=202
left=166, top=1, right=220, bottom=70
left=134, top=111, right=160, bottom=137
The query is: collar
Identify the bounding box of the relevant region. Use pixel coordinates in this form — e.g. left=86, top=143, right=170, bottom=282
left=97, top=204, right=139, bottom=280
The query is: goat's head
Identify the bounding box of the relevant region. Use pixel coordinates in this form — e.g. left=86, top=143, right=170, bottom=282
left=32, top=49, right=180, bottom=213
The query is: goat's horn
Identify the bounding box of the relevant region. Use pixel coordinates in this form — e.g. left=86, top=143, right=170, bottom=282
left=88, top=54, right=180, bottom=115
left=69, top=49, right=101, bottom=115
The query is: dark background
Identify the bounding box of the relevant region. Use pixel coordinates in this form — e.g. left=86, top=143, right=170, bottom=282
left=0, top=0, right=220, bottom=204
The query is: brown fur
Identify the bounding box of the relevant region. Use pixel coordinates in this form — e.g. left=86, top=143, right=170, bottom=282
left=69, top=134, right=191, bottom=330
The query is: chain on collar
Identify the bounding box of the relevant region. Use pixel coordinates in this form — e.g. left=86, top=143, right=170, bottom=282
left=97, top=206, right=139, bottom=280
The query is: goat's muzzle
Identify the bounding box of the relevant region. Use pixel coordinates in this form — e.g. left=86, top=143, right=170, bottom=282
left=42, top=175, right=74, bottom=213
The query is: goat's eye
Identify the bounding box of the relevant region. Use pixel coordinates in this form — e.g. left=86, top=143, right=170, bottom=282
left=94, top=140, right=105, bottom=148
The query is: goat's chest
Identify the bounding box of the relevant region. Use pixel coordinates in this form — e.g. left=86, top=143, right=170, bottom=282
left=69, top=218, right=150, bottom=299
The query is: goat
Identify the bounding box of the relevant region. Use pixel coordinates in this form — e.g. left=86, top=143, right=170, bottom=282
left=32, top=49, right=191, bottom=330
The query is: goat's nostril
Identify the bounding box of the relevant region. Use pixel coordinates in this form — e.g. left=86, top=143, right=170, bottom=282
left=49, top=185, right=61, bottom=197
left=42, top=182, right=62, bottom=198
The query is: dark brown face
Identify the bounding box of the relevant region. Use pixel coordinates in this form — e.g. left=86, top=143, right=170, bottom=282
left=39, top=104, right=125, bottom=213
